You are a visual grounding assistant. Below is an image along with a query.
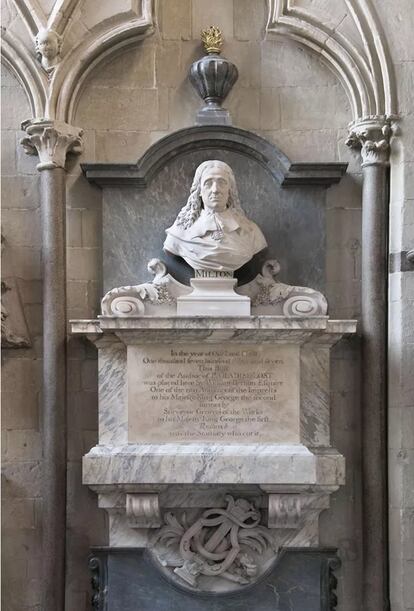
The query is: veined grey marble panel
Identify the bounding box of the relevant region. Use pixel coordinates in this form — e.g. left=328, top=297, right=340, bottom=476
left=97, top=340, right=127, bottom=445
left=300, top=346, right=330, bottom=446
left=102, top=149, right=326, bottom=292
left=89, top=547, right=340, bottom=611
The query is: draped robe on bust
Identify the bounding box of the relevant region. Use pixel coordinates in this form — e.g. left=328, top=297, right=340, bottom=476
left=164, top=208, right=267, bottom=271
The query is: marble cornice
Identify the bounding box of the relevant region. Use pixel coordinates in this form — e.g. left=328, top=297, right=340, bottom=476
left=81, top=126, right=348, bottom=189
left=70, top=317, right=357, bottom=347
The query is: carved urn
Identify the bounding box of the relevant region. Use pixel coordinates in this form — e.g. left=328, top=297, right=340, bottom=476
left=189, top=26, right=238, bottom=125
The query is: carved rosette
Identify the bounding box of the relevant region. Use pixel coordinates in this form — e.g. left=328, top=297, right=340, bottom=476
left=346, top=115, right=392, bottom=167
left=20, top=118, right=83, bottom=171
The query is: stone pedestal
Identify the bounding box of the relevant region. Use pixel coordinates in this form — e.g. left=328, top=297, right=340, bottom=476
left=176, top=277, right=251, bottom=316
left=72, top=315, right=355, bottom=593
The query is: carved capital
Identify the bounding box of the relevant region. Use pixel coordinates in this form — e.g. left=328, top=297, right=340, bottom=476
left=20, top=118, right=83, bottom=171
left=126, top=493, right=161, bottom=528
left=346, top=115, right=392, bottom=167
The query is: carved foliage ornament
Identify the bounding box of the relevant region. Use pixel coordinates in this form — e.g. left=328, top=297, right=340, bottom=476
left=346, top=116, right=392, bottom=167
left=20, top=118, right=83, bottom=170
left=101, top=258, right=328, bottom=317
left=151, top=495, right=278, bottom=591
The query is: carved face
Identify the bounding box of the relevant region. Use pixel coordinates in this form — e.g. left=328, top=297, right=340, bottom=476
left=200, top=167, right=230, bottom=213
left=37, top=30, right=60, bottom=59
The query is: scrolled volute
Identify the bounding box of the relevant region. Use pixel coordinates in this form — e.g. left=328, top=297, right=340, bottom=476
left=101, top=258, right=169, bottom=316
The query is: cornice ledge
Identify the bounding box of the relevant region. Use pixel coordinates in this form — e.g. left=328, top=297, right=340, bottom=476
left=80, top=126, right=347, bottom=189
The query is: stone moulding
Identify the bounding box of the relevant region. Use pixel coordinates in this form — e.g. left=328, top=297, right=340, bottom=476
left=100, top=258, right=328, bottom=318
left=81, top=125, right=347, bottom=188
left=82, top=443, right=346, bottom=488
left=71, top=316, right=356, bottom=344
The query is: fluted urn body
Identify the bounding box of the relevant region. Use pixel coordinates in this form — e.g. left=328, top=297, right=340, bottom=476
left=189, top=53, right=238, bottom=125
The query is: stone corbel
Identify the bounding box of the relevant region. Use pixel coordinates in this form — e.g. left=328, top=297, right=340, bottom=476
left=268, top=494, right=302, bottom=529
left=126, top=493, right=162, bottom=528
left=20, top=118, right=83, bottom=170
left=346, top=115, right=392, bottom=167
left=266, top=492, right=330, bottom=531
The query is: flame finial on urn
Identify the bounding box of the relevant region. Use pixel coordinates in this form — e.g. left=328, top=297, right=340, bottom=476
left=189, top=26, right=238, bottom=126
left=201, top=26, right=223, bottom=54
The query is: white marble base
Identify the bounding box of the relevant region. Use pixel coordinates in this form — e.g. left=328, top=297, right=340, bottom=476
left=83, top=443, right=344, bottom=488
left=176, top=278, right=251, bottom=316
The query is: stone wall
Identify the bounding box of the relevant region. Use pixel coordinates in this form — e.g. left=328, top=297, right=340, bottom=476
left=377, top=1, right=414, bottom=609
left=1, top=1, right=413, bottom=610
left=2, top=65, right=43, bottom=610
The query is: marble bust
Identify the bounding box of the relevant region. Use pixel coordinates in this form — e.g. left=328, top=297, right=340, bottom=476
left=35, top=29, right=62, bottom=73
left=164, top=160, right=267, bottom=272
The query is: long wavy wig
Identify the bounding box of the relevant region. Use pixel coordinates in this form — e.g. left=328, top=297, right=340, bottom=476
left=175, top=160, right=246, bottom=229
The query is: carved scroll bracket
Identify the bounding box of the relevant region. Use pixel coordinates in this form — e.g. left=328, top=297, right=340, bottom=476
left=268, top=494, right=302, bottom=529
left=266, top=492, right=330, bottom=531
left=20, top=118, right=83, bottom=171
left=101, top=258, right=328, bottom=318
left=126, top=493, right=161, bottom=529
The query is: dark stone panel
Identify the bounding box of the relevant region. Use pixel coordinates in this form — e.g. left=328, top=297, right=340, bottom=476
left=102, top=149, right=326, bottom=292
left=89, top=547, right=340, bottom=611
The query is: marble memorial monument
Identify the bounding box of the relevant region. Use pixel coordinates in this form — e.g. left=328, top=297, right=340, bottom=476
left=72, top=132, right=356, bottom=606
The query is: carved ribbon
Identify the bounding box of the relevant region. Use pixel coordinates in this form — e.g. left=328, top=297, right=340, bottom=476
left=179, top=496, right=260, bottom=577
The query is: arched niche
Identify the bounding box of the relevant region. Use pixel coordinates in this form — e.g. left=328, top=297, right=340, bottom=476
left=82, top=125, right=347, bottom=291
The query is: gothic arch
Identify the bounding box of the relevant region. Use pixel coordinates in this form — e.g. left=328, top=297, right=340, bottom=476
left=50, top=0, right=154, bottom=121
left=1, top=0, right=154, bottom=121
left=266, top=0, right=397, bottom=120
left=1, top=30, right=46, bottom=117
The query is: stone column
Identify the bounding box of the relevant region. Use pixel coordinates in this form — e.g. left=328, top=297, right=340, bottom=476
left=20, top=119, right=83, bottom=611
left=347, top=116, right=392, bottom=611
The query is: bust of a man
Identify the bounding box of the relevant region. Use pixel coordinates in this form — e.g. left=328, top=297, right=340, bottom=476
left=164, top=160, right=267, bottom=272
